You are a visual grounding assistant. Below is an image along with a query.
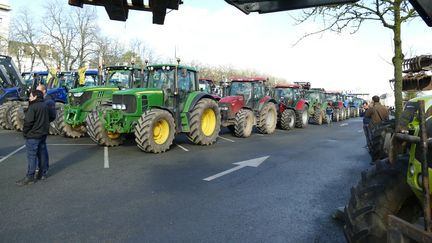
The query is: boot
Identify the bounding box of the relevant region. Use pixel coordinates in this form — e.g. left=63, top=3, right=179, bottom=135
left=16, top=176, right=36, bottom=186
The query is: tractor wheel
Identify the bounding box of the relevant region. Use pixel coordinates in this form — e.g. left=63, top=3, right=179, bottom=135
left=257, top=102, right=277, bottom=134
left=57, top=109, right=86, bottom=138
left=188, top=98, right=221, bottom=145
left=10, top=101, right=27, bottom=131
left=49, top=103, right=64, bottom=135
left=340, top=108, right=346, bottom=120
left=368, top=120, right=395, bottom=162
left=280, top=109, right=295, bottom=130
left=313, top=108, right=323, bottom=125
left=86, top=109, right=124, bottom=146
left=0, top=102, right=17, bottom=130
left=295, top=105, right=309, bottom=128
left=344, top=157, right=422, bottom=243
left=135, top=109, right=175, bottom=153
left=234, top=109, right=254, bottom=138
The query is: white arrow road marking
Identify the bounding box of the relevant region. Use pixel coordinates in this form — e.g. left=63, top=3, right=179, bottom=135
left=104, top=147, right=109, bottom=168
left=339, top=123, right=348, bottom=127
left=176, top=144, right=189, bottom=152
left=203, top=156, right=270, bottom=181
left=218, top=136, right=235, bottom=143
left=0, top=145, right=25, bottom=164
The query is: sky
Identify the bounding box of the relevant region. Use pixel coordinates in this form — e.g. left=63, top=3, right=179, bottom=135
left=8, top=0, right=432, bottom=96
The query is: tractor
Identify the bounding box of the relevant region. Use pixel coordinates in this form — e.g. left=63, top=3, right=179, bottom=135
left=199, top=78, right=221, bottom=100
left=218, top=77, right=277, bottom=137
left=86, top=63, right=221, bottom=153
left=59, top=66, right=142, bottom=138
left=304, top=88, right=330, bottom=125
left=344, top=55, right=432, bottom=242
left=344, top=94, right=364, bottom=117
left=325, top=91, right=345, bottom=122
left=271, top=83, right=309, bottom=130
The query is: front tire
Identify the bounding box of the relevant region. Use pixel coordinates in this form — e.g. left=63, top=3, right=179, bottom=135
left=295, top=105, right=309, bottom=128
left=188, top=98, right=221, bottom=145
left=313, top=108, right=323, bottom=125
left=344, top=157, right=422, bottom=243
left=280, top=109, right=295, bottom=130
left=49, top=103, right=64, bottom=135
left=257, top=102, right=277, bottom=134
left=10, top=101, right=27, bottom=131
left=234, top=109, right=254, bottom=138
left=135, top=109, right=175, bottom=153
left=57, top=108, right=86, bottom=138
left=0, top=102, right=15, bottom=130
left=86, top=109, right=124, bottom=146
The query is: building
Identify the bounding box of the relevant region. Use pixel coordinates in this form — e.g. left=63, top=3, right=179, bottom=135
left=0, top=0, right=10, bottom=55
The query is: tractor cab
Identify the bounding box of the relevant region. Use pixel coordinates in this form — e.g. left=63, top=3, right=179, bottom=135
left=224, top=77, right=267, bottom=111
left=105, top=66, right=145, bottom=89
left=272, top=84, right=302, bottom=108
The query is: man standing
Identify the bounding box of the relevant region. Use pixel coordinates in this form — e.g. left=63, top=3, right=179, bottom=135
left=364, top=95, right=389, bottom=128
left=16, top=90, right=50, bottom=186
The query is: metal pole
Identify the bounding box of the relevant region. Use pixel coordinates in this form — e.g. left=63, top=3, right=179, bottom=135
left=418, top=100, right=432, bottom=232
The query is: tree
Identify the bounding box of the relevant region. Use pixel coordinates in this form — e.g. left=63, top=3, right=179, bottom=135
left=294, top=0, right=418, bottom=122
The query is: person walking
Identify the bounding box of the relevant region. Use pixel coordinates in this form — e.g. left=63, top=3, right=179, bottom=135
left=325, top=102, right=333, bottom=125
left=16, top=90, right=50, bottom=186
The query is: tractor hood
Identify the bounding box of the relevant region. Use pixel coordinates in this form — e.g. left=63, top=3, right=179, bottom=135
left=69, top=86, right=119, bottom=93
left=113, top=88, right=163, bottom=96
left=219, top=95, right=244, bottom=114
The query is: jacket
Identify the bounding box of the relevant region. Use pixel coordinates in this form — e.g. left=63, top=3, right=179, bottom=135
left=45, top=94, right=57, bottom=122
left=23, top=96, right=50, bottom=139
left=364, top=102, right=389, bottom=128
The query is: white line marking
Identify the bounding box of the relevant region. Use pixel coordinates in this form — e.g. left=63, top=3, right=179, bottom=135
left=218, top=136, right=235, bottom=143
left=176, top=144, right=189, bottom=152
left=48, top=144, right=97, bottom=146
left=357, top=129, right=363, bottom=133
left=255, top=134, right=265, bottom=136
left=339, top=123, right=348, bottom=127
left=104, top=147, right=109, bottom=168
left=0, top=145, right=25, bottom=164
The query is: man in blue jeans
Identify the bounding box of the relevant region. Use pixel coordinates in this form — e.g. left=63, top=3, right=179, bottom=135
left=16, top=90, right=50, bottom=186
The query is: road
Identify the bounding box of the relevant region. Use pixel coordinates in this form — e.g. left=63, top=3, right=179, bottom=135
left=0, top=118, right=370, bottom=242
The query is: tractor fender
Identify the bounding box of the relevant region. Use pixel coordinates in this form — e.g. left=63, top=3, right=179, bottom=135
left=258, top=96, right=277, bottom=111
left=184, top=91, right=217, bottom=113
left=295, top=99, right=308, bottom=111
left=337, top=101, right=344, bottom=109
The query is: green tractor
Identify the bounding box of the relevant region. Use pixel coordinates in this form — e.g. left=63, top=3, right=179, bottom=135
left=304, top=88, right=330, bottom=125
left=325, top=91, right=346, bottom=122
left=86, top=63, right=221, bottom=153
left=58, top=66, right=144, bottom=138
left=344, top=55, right=432, bottom=242
left=271, top=83, right=309, bottom=130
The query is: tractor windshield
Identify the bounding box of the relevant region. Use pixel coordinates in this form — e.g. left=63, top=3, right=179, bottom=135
left=274, top=88, right=294, bottom=101
left=21, top=73, right=33, bottom=87
left=326, top=94, right=338, bottom=101
left=107, top=70, right=132, bottom=88
left=229, top=82, right=252, bottom=101
left=305, top=91, right=320, bottom=101
left=83, top=75, right=98, bottom=87
left=147, top=68, right=174, bottom=90
left=199, top=80, right=212, bottom=93
left=58, top=73, right=76, bottom=89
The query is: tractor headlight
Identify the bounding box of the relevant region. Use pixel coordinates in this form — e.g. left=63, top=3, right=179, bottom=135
left=121, top=104, right=126, bottom=110
left=68, top=93, right=72, bottom=97
left=112, top=104, right=127, bottom=110
left=112, top=104, right=119, bottom=109
left=219, top=106, right=229, bottom=111
left=409, top=164, right=415, bottom=176
left=73, top=92, right=84, bottom=97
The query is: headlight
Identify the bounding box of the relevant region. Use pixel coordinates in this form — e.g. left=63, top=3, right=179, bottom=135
left=68, top=93, right=72, bottom=97
left=73, top=92, right=84, bottom=97
left=219, top=106, right=229, bottom=111
left=409, top=164, right=415, bottom=176
left=112, top=104, right=119, bottom=109
left=121, top=104, right=126, bottom=110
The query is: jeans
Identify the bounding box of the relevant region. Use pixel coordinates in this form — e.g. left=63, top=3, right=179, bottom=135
left=326, top=114, right=332, bottom=124
left=25, top=136, right=49, bottom=177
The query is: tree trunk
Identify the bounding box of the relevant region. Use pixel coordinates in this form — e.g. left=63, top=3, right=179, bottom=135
left=392, top=0, right=403, bottom=125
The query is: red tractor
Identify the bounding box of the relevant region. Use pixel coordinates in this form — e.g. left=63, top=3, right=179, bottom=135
left=219, top=77, right=277, bottom=138
left=272, top=83, right=309, bottom=130
left=325, top=91, right=345, bottom=121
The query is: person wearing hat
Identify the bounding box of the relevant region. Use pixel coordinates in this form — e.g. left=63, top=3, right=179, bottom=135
left=16, top=89, right=50, bottom=186
left=364, top=95, right=389, bottom=129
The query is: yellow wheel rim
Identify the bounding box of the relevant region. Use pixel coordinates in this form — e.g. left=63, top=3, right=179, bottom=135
left=107, top=132, right=120, bottom=139
left=153, top=119, right=170, bottom=145
left=201, top=108, right=216, bottom=136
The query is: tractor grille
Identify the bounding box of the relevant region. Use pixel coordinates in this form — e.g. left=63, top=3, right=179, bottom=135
left=70, top=91, right=92, bottom=106
left=141, top=95, right=148, bottom=112
left=113, top=94, right=137, bottom=113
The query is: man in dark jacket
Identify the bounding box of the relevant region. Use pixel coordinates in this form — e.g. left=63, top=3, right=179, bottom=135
left=16, top=89, right=50, bottom=186
left=364, top=95, right=389, bottom=128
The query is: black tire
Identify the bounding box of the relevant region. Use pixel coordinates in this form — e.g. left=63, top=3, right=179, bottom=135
left=86, top=109, right=124, bottom=146
left=10, top=101, right=27, bottom=131
left=188, top=98, right=221, bottom=145
left=0, top=102, right=15, bottom=130
left=368, top=120, right=395, bottom=162
left=57, top=108, right=86, bottom=138
left=295, top=105, right=309, bottom=128
left=234, top=109, right=254, bottom=138
left=135, top=109, right=175, bottom=153
left=313, top=108, right=323, bottom=125
left=332, top=109, right=340, bottom=122
left=257, top=102, right=277, bottom=134
left=49, top=103, right=64, bottom=135
left=280, top=109, right=295, bottom=130
left=344, top=157, right=422, bottom=243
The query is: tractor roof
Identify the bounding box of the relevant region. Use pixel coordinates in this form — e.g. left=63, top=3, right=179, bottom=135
left=230, top=77, right=267, bottom=82
left=199, top=78, right=213, bottom=82
left=105, top=65, right=140, bottom=71
left=325, top=91, right=342, bottom=95
left=148, top=64, right=197, bottom=72
left=85, top=69, right=98, bottom=75
left=274, top=84, right=301, bottom=89
left=34, top=71, right=48, bottom=75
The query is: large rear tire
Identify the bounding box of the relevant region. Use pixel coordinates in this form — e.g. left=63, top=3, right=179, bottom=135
left=280, top=109, right=295, bottom=130
left=0, top=102, right=15, bottom=130
left=295, top=105, right=309, bottom=128
left=257, top=102, right=277, bottom=134
left=368, top=120, right=395, bottom=162
left=333, top=109, right=340, bottom=122
left=86, top=109, right=124, bottom=146
left=344, top=157, right=422, bottom=243
left=234, top=109, right=254, bottom=138
left=10, top=101, right=27, bottom=131
left=313, top=108, right=323, bottom=125
left=49, top=103, right=64, bottom=135
left=135, top=109, right=175, bottom=153
left=188, top=98, right=221, bottom=145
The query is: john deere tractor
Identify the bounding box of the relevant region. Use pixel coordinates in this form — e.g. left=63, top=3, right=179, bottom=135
left=271, top=83, right=309, bottom=130
left=58, top=66, right=143, bottom=138
left=344, top=55, right=432, bottom=242
left=218, top=77, right=277, bottom=137
left=305, top=88, right=330, bottom=125
left=86, top=63, right=221, bottom=153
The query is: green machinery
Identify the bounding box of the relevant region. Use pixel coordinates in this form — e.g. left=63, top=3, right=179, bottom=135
left=305, top=88, right=330, bottom=125
left=86, top=63, right=221, bottom=153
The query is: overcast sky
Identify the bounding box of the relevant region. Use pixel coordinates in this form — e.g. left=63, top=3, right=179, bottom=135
left=9, top=0, right=432, bottom=95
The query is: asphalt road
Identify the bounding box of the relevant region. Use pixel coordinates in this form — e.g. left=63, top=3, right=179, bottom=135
left=0, top=118, right=371, bottom=243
